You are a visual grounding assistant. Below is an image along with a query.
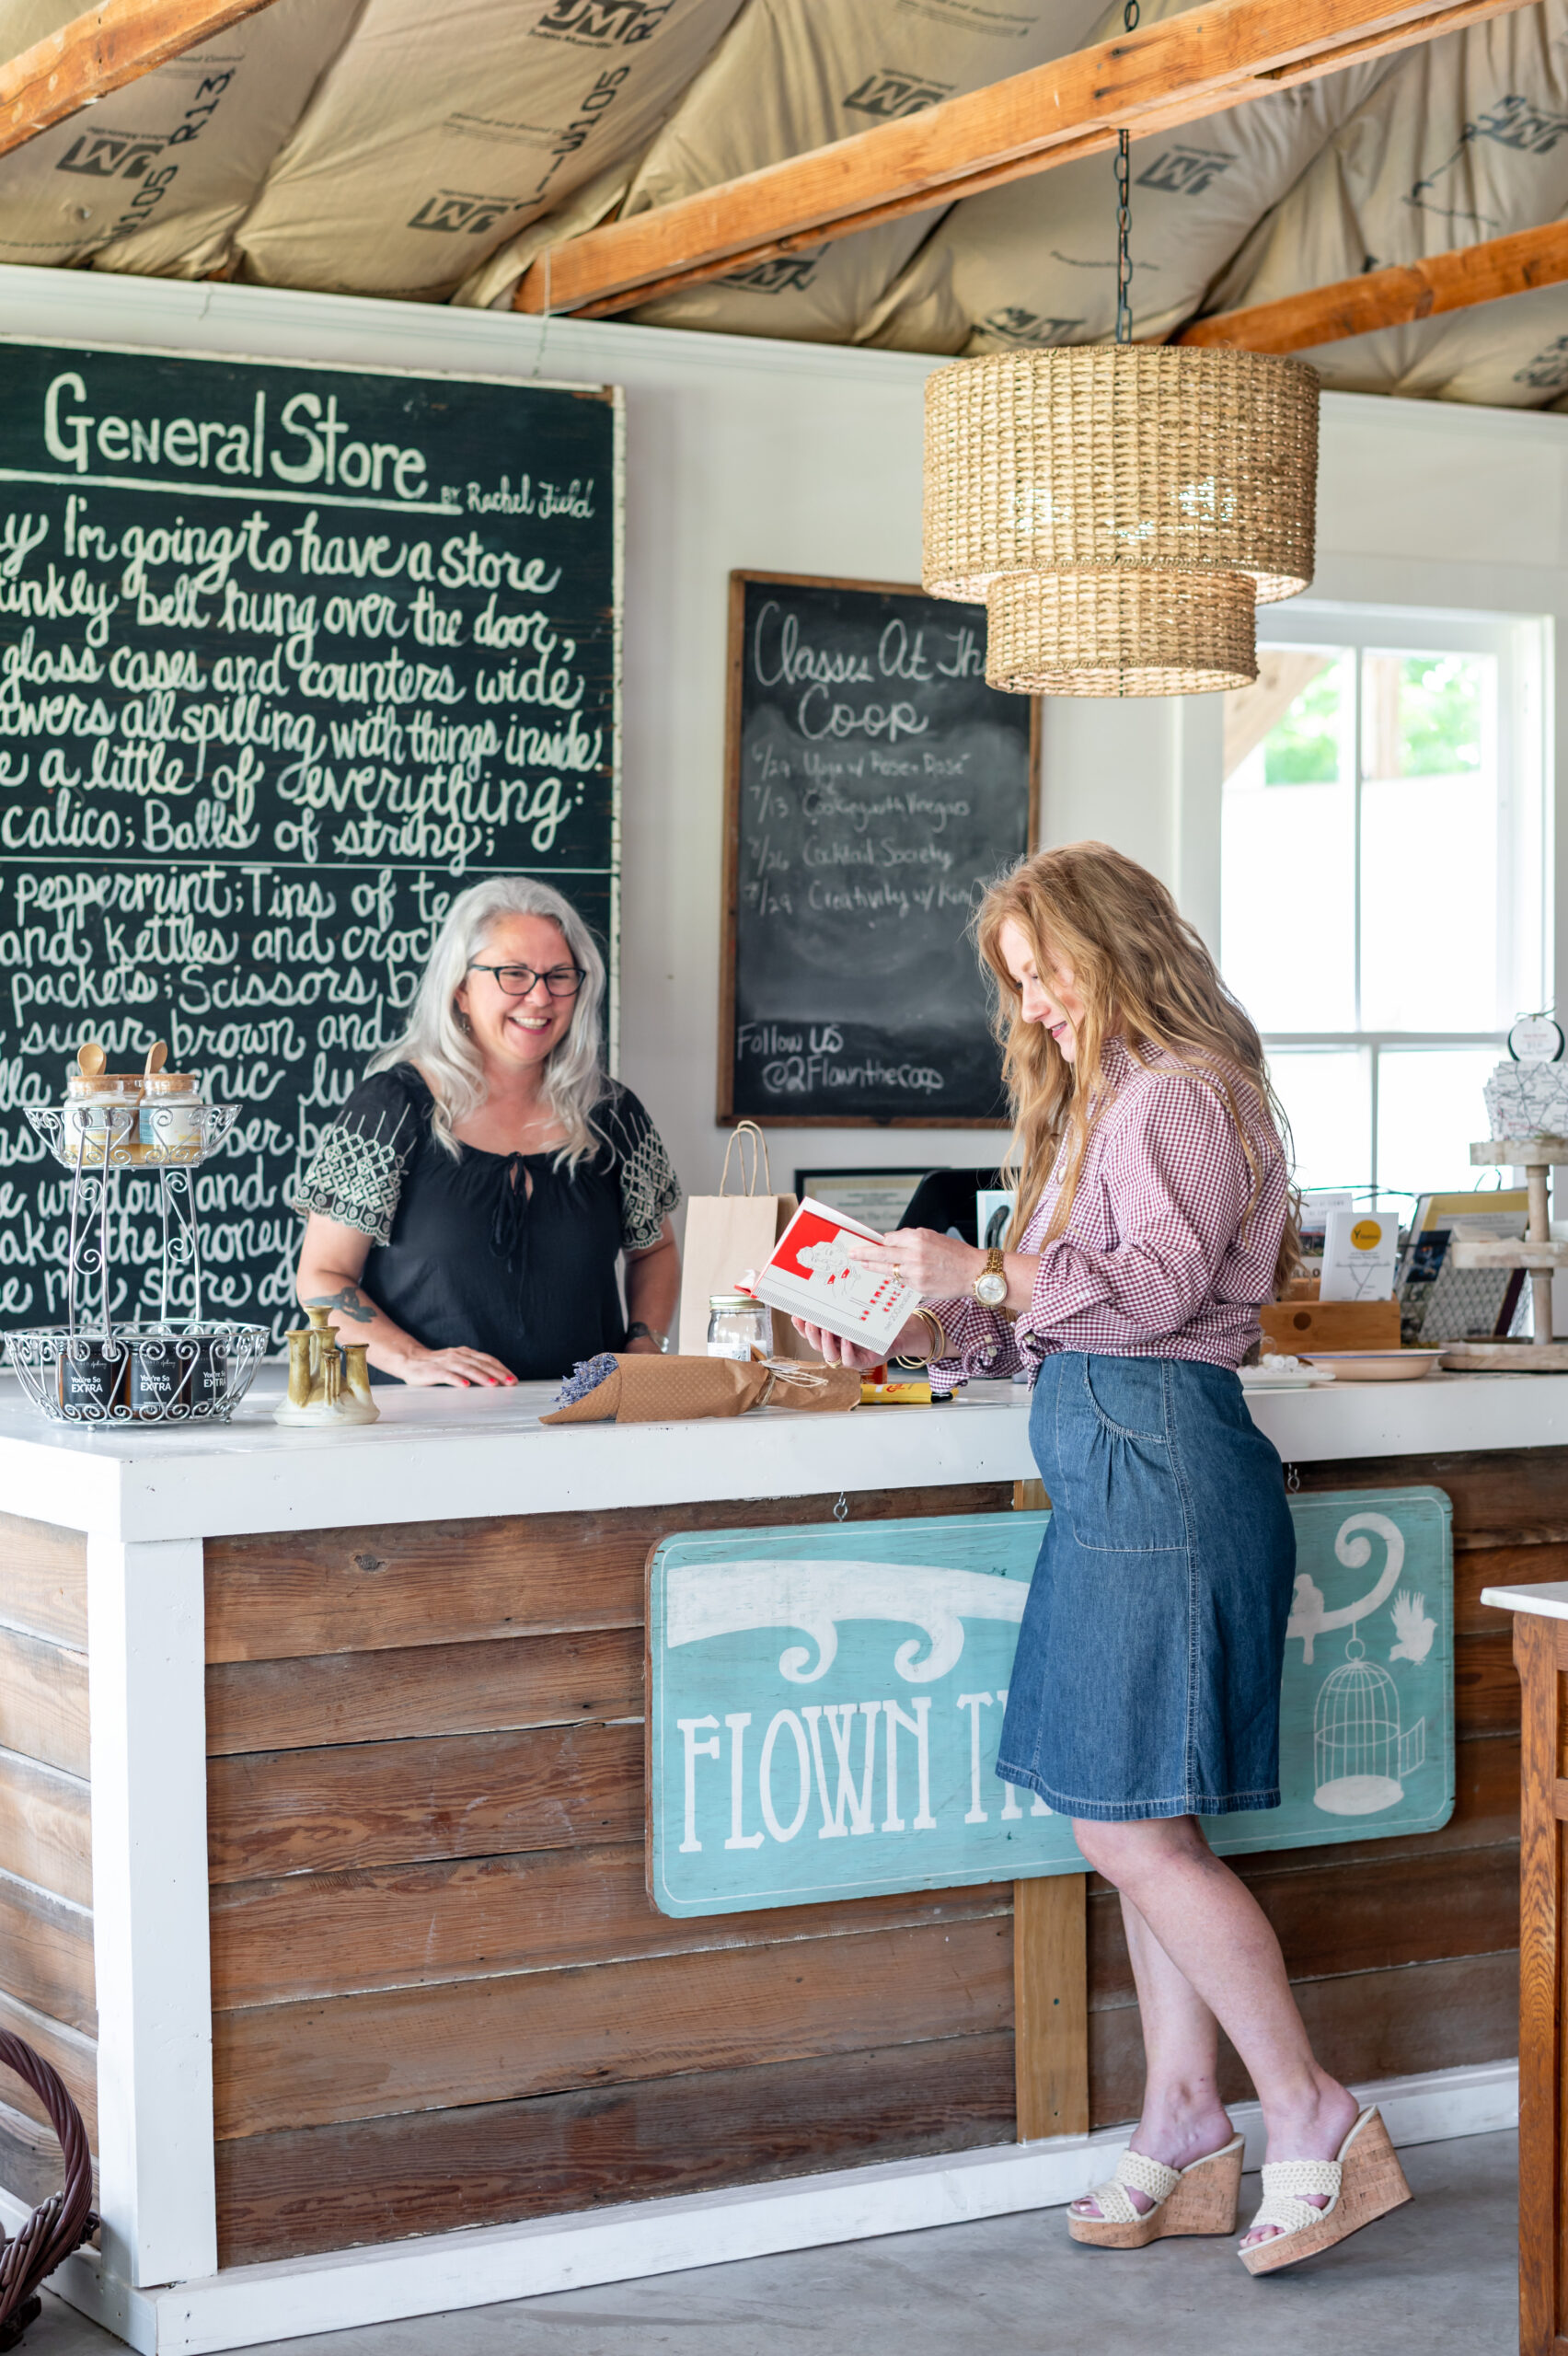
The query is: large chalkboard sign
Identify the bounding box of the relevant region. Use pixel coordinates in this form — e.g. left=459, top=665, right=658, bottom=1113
left=0, top=339, right=619, bottom=1345
left=721, top=572, right=1037, bottom=1126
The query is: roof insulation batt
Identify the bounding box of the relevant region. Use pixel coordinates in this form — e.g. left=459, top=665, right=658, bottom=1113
left=232, top=0, right=747, bottom=299
left=1205, top=0, right=1568, bottom=403
left=608, top=0, right=1112, bottom=343
left=0, top=0, right=359, bottom=277
left=860, top=0, right=1396, bottom=351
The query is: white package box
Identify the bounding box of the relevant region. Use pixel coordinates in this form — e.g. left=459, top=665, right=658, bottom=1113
left=1320, top=1207, right=1400, bottom=1302
left=750, top=1197, right=917, bottom=1357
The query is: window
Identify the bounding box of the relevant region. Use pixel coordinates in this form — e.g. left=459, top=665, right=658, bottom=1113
left=1221, top=603, right=1549, bottom=1204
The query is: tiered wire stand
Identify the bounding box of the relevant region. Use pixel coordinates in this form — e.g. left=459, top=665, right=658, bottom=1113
left=5, top=1102, right=268, bottom=1426
left=1440, top=1136, right=1568, bottom=1373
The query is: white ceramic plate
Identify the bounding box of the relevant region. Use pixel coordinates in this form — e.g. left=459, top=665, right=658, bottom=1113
left=1297, top=1349, right=1445, bottom=1382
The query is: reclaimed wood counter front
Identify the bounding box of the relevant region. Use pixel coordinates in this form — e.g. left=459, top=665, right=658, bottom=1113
left=0, top=1369, right=1560, bottom=2352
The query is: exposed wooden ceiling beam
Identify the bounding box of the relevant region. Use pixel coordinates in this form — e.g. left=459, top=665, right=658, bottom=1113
left=0, top=0, right=280, bottom=160
left=1176, top=216, right=1568, bottom=352
left=515, top=0, right=1533, bottom=320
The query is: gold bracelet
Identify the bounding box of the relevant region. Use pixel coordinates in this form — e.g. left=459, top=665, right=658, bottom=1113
left=893, top=1307, right=948, bottom=1368
left=893, top=1307, right=952, bottom=1371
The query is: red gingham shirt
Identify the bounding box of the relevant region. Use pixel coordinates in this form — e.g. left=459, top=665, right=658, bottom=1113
left=928, top=1037, right=1287, bottom=1387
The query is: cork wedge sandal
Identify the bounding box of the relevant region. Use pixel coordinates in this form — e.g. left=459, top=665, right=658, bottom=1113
left=1239, top=2106, right=1412, bottom=2276
left=1068, top=2135, right=1245, bottom=2249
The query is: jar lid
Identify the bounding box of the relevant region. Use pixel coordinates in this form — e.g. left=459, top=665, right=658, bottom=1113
left=143, top=1072, right=200, bottom=1095
left=65, top=1073, right=143, bottom=1097
left=709, top=1293, right=759, bottom=1310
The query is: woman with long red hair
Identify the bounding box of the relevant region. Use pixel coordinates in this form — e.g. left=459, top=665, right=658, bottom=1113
left=796, top=840, right=1411, bottom=2274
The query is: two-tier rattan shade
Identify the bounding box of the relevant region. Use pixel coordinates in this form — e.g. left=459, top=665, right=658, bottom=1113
left=922, top=344, right=1320, bottom=698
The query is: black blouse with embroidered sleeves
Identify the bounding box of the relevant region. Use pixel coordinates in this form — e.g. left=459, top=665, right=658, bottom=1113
left=291, top=1064, right=681, bottom=1382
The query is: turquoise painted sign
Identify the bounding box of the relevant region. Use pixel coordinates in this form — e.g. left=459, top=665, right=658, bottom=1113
left=647, top=1489, right=1453, bottom=1917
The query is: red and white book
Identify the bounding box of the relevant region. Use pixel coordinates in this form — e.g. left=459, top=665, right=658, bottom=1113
left=749, top=1197, right=917, bottom=1356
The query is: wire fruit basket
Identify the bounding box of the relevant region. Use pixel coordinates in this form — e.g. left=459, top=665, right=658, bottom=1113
left=5, top=1101, right=268, bottom=1427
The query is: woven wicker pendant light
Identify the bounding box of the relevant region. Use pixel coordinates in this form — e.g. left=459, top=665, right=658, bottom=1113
left=920, top=100, right=1320, bottom=697
left=985, top=567, right=1258, bottom=698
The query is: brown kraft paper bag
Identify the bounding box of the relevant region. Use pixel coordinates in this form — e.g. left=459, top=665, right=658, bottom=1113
left=676, top=1122, right=814, bottom=1361
left=542, top=1356, right=859, bottom=1425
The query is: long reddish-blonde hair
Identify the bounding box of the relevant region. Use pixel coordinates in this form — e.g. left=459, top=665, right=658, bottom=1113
left=976, top=841, right=1299, bottom=1298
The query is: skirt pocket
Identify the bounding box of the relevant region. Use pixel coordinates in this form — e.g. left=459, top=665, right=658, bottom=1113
left=1057, top=1357, right=1188, bottom=1554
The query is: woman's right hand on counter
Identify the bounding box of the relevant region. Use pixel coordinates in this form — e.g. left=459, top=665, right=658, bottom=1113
left=388, top=1341, right=518, bottom=1388
left=791, top=1315, right=929, bottom=1371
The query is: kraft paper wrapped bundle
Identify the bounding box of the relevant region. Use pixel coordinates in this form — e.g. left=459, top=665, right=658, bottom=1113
left=542, top=1353, right=859, bottom=1426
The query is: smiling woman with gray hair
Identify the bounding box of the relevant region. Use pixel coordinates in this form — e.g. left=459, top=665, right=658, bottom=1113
left=292, top=876, right=681, bottom=1387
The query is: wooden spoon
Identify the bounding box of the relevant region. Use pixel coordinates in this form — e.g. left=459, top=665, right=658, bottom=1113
left=76, top=1041, right=105, bottom=1079
left=144, top=1041, right=167, bottom=1078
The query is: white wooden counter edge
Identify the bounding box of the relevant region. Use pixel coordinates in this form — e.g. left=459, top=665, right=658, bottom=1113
left=0, top=1367, right=1565, bottom=1543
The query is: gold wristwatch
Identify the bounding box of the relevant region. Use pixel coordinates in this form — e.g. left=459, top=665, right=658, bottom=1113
left=973, top=1247, right=1008, bottom=1309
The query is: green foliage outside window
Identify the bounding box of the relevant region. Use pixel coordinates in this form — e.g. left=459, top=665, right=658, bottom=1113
left=1263, top=669, right=1343, bottom=784
left=1397, top=653, right=1481, bottom=775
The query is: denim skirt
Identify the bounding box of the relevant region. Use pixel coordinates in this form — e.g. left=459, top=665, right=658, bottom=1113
left=996, top=1351, right=1297, bottom=1823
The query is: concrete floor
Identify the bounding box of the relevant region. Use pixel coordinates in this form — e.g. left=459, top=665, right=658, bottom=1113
left=26, top=2128, right=1516, bottom=2356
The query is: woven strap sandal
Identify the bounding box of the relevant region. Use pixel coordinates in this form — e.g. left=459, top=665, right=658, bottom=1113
left=1068, top=2134, right=1245, bottom=2249
left=1239, top=2106, right=1412, bottom=2276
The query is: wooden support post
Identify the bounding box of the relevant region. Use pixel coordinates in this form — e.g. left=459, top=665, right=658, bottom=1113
left=1014, top=1874, right=1090, bottom=2141
left=1515, top=1611, right=1565, bottom=2354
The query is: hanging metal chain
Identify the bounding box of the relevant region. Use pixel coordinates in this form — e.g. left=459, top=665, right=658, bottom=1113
left=1114, top=0, right=1139, bottom=346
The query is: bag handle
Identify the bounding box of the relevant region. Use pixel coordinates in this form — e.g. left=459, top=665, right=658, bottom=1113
left=719, top=1120, right=773, bottom=1198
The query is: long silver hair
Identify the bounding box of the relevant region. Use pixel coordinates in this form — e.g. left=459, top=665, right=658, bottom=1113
left=369, top=875, right=609, bottom=1166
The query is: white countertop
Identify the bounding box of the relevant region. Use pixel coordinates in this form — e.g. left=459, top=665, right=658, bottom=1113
left=1481, top=1580, right=1568, bottom=1620
left=3, top=1366, right=1568, bottom=1545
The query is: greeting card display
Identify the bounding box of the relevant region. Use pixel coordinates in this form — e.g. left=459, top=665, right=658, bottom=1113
left=749, top=1198, right=917, bottom=1356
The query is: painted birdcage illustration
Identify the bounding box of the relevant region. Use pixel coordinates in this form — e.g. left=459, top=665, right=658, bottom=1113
left=1312, top=1636, right=1427, bottom=1817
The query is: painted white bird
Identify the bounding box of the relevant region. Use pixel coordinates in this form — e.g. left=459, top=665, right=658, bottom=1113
left=1389, top=1588, right=1436, bottom=1667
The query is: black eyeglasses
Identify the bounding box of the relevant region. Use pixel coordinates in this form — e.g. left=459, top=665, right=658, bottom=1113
left=467, top=961, right=586, bottom=999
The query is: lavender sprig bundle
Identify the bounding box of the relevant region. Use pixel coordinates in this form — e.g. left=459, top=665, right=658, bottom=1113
left=554, top=1352, right=619, bottom=1410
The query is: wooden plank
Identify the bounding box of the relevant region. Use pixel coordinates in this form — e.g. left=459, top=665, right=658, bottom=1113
left=513, top=0, right=1534, bottom=318
left=1091, top=1842, right=1516, bottom=2007
left=0, top=1626, right=88, bottom=1779
left=0, top=1512, right=86, bottom=1647
left=0, top=1989, right=97, bottom=2147
left=1457, top=1631, right=1520, bottom=1740
left=0, top=1872, right=95, bottom=2035
left=206, top=1627, right=643, bottom=1756
left=214, top=2032, right=1017, bottom=2268
left=0, top=1745, right=90, bottom=1907
left=208, top=1841, right=1010, bottom=2009
left=203, top=1484, right=1011, bottom=1664
left=1458, top=1544, right=1568, bottom=1636
left=0, top=0, right=281, bottom=159
left=1180, top=220, right=1568, bottom=356
left=212, top=1914, right=1014, bottom=2138
left=1516, top=1611, right=1561, bottom=2353
left=1090, top=1946, right=1516, bottom=2129
left=0, top=2094, right=98, bottom=2223
left=1013, top=1874, right=1088, bottom=2140
left=1293, top=1447, right=1568, bottom=1546
left=207, top=1721, right=644, bottom=1884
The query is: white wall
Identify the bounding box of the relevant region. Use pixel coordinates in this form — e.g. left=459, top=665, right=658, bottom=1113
left=1, top=266, right=1564, bottom=1208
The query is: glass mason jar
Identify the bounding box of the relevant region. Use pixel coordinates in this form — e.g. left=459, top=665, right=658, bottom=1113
left=63, top=1075, right=142, bottom=1165
left=139, top=1072, right=206, bottom=1161
left=707, top=1292, right=769, bottom=1361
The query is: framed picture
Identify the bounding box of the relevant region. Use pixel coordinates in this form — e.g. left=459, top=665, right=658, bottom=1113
left=793, top=1167, right=939, bottom=1238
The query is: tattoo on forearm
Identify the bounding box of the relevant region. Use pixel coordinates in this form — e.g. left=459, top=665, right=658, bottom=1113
left=306, top=1288, right=375, bottom=1324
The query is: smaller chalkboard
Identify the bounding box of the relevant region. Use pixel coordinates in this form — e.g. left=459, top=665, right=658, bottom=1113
left=720, top=572, right=1038, bottom=1127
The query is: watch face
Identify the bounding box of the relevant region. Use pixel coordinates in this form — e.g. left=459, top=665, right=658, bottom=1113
left=1509, top=1015, right=1564, bottom=1064
left=974, top=1272, right=1009, bottom=1307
